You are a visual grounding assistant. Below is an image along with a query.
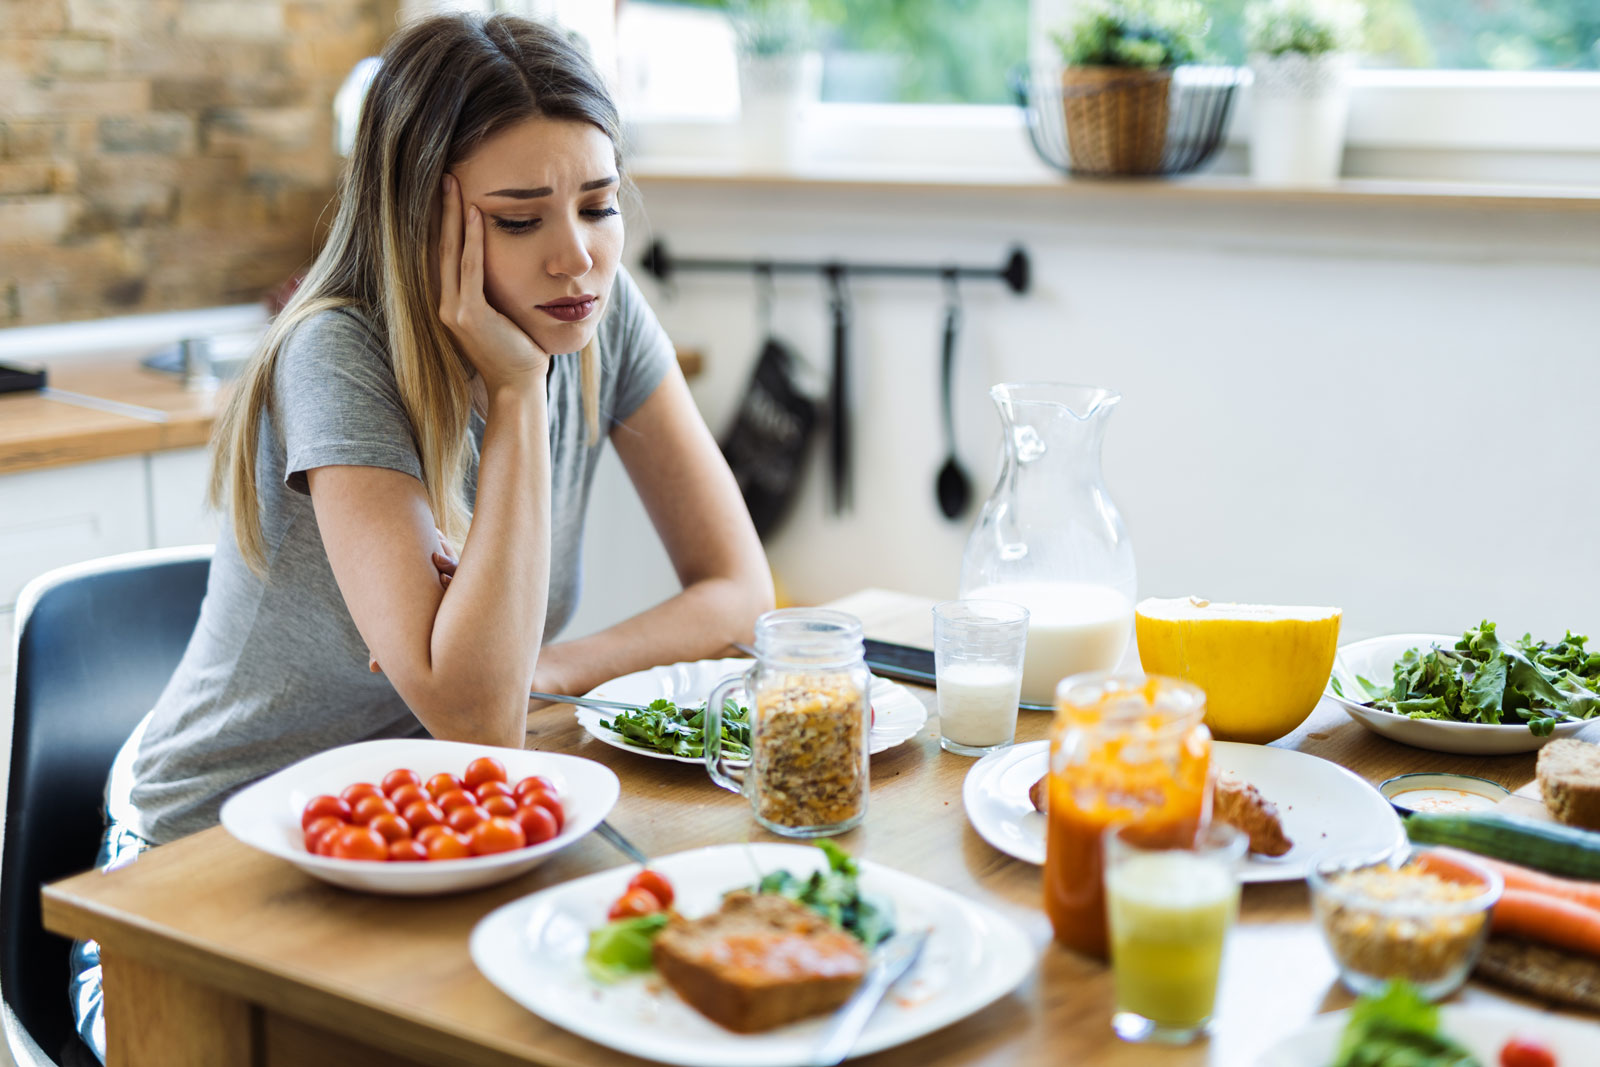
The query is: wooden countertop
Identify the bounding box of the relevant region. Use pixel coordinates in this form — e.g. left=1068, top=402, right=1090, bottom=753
left=0, top=348, right=705, bottom=477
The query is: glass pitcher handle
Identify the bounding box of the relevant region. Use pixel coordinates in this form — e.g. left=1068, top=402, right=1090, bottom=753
left=704, top=672, right=747, bottom=795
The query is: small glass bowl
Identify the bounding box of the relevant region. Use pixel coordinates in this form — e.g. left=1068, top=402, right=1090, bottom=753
left=1308, top=846, right=1502, bottom=1001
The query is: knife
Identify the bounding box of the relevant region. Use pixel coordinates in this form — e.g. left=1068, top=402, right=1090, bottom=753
left=528, top=691, right=652, bottom=713
left=809, top=928, right=930, bottom=1066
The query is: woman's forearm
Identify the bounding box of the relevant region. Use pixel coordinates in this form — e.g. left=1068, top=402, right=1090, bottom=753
left=427, top=382, right=552, bottom=743
left=534, top=570, right=774, bottom=701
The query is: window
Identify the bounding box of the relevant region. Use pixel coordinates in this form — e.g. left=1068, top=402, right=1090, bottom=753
left=1192, top=0, right=1600, bottom=71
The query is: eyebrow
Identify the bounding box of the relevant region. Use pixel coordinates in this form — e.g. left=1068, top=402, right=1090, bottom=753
left=483, top=176, right=618, bottom=199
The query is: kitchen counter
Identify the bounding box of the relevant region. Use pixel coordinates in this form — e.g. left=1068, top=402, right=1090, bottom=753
left=0, top=348, right=705, bottom=477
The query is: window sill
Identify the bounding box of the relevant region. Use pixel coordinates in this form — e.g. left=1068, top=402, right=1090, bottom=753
left=629, top=160, right=1600, bottom=213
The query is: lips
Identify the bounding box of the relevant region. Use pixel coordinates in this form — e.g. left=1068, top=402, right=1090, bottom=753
left=537, top=295, right=597, bottom=323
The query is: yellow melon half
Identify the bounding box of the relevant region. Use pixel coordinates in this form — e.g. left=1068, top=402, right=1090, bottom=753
left=1135, top=597, right=1342, bottom=744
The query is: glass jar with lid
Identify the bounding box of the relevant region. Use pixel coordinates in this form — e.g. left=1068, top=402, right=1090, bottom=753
left=704, top=608, right=871, bottom=837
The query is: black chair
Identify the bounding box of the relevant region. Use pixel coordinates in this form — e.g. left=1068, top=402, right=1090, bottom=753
left=2, top=546, right=212, bottom=1067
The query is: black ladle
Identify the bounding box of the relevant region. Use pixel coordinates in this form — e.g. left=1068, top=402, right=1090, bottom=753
left=936, top=273, right=971, bottom=519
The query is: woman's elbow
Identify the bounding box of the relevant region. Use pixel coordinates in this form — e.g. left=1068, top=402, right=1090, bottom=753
left=401, top=677, right=529, bottom=749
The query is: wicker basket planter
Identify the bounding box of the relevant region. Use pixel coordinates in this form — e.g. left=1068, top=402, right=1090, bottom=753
left=1059, top=66, right=1173, bottom=176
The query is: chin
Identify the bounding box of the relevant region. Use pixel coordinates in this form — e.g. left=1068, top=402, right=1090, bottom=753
left=524, top=320, right=595, bottom=357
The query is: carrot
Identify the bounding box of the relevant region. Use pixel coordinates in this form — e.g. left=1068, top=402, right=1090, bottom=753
left=1491, top=888, right=1600, bottom=958
left=1422, top=846, right=1600, bottom=911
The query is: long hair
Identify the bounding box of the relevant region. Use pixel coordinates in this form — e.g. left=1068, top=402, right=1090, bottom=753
left=210, top=13, right=619, bottom=574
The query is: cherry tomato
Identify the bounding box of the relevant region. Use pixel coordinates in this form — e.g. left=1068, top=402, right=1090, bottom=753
left=425, top=772, right=464, bottom=799
left=302, top=794, right=352, bottom=831
left=402, top=800, right=445, bottom=831
left=870, top=703, right=876, bottom=727
left=303, top=815, right=346, bottom=853
left=330, top=825, right=388, bottom=862
left=513, top=775, right=558, bottom=801
left=475, top=780, right=514, bottom=802
left=351, top=794, right=398, bottom=826
left=482, top=794, right=519, bottom=818
left=608, top=887, right=662, bottom=920
left=1500, top=1037, right=1558, bottom=1067
left=415, top=824, right=453, bottom=847
left=367, top=812, right=411, bottom=844
left=381, top=768, right=421, bottom=797
left=469, top=816, right=527, bottom=856
left=435, top=789, right=476, bottom=813
left=463, top=757, right=507, bottom=791
left=523, top=792, right=564, bottom=833
left=627, top=869, right=675, bottom=909
left=388, top=783, right=427, bottom=811
left=424, top=830, right=471, bottom=860
left=314, top=830, right=341, bottom=857
left=340, top=782, right=383, bottom=806
left=388, top=839, right=428, bottom=862
left=513, top=804, right=559, bottom=846
left=446, top=804, right=489, bottom=834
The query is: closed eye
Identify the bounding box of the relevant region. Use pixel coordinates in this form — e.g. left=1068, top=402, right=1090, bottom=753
left=490, top=207, right=618, bottom=235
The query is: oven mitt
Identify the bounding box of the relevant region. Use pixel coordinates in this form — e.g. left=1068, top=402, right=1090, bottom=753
left=720, top=337, right=819, bottom=539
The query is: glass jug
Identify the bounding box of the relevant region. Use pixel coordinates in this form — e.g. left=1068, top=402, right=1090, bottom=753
left=959, top=383, right=1137, bottom=705
left=705, top=608, right=871, bottom=837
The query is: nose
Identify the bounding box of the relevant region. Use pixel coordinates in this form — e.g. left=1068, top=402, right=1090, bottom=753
left=544, top=214, right=594, bottom=280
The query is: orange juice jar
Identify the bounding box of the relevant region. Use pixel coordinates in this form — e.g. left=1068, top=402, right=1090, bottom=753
left=1045, top=673, right=1212, bottom=959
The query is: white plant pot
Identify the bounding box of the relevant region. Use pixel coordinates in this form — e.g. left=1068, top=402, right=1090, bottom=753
left=737, top=51, right=822, bottom=170
left=1248, top=52, right=1351, bottom=186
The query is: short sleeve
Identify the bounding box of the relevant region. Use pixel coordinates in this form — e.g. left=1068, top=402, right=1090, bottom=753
left=272, top=308, right=423, bottom=494
left=599, top=267, right=675, bottom=427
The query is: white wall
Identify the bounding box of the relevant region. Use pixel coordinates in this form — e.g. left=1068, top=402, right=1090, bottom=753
left=567, top=180, right=1600, bottom=646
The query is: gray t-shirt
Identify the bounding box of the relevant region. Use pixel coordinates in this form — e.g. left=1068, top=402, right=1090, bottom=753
left=126, top=268, right=673, bottom=844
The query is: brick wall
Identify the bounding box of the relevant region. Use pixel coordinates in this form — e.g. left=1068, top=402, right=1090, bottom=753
left=0, top=0, right=400, bottom=326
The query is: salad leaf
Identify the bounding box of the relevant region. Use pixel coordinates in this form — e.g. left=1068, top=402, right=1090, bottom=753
left=1331, top=981, right=1481, bottom=1067
left=583, top=912, right=670, bottom=984
left=1360, top=621, right=1600, bottom=733
left=599, top=697, right=751, bottom=759
left=747, top=840, right=895, bottom=948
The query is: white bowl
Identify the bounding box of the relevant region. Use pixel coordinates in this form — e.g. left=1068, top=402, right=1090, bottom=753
left=1326, top=633, right=1595, bottom=755
left=219, top=738, right=619, bottom=895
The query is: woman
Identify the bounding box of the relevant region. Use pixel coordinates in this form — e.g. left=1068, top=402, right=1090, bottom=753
left=69, top=12, right=772, bottom=1060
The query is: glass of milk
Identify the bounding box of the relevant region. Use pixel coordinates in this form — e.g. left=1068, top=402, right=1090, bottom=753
left=1103, top=820, right=1245, bottom=1044
left=932, top=599, right=1029, bottom=756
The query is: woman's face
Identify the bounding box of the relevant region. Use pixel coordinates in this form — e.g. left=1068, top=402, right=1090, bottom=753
left=449, top=117, right=623, bottom=357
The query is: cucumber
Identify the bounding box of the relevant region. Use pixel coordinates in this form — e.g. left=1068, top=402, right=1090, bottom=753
left=1405, top=811, right=1600, bottom=880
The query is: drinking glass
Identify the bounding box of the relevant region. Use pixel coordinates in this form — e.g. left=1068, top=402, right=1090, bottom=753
left=932, top=599, right=1029, bottom=756
left=1103, top=820, right=1244, bottom=1044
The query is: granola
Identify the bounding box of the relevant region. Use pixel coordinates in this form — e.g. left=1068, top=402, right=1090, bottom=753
left=749, top=675, right=868, bottom=831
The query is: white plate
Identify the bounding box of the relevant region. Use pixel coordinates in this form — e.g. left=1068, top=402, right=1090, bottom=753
left=1328, top=633, right=1595, bottom=755
left=1256, top=1003, right=1597, bottom=1066
left=961, top=740, right=1405, bottom=883
left=470, top=842, right=1034, bottom=1067
left=219, top=738, right=618, bottom=895
left=575, top=657, right=928, bottom=764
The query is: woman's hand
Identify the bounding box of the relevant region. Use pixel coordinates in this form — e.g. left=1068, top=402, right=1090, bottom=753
left=437, top=173, right=550, bottom=392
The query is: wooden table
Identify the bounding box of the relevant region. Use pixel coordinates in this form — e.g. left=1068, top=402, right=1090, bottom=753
left=42, top=589, right=1592, bottom=1066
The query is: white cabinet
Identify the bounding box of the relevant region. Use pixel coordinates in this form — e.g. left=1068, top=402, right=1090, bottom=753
left=149, top=447, right=220, bottom=548
left=0, top=456, right=151, bottom=611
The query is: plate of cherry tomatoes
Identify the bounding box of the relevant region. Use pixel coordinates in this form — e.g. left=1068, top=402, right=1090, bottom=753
left=219, top=739, right=619, bottom=895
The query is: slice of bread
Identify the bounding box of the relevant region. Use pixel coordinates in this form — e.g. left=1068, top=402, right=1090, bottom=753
left=653, top=890, right=868, bottom=1033
left=1538, top=739, right=1600, bottom=830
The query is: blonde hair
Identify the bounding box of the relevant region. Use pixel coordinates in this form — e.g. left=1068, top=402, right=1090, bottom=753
left=210, top=13, right=619, bottom=573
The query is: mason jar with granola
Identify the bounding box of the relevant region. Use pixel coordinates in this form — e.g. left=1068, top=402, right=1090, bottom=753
left=705, top=609, right=871, bottom=836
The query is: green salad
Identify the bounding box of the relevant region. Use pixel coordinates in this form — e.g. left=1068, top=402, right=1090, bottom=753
left=1332, top=621, right=1600, bottom=736
left=1331, top=981, right=1480, bottom=1067
left=599, top=697, right=751, bottom=759
left=748, top=839, right=895, bottom=948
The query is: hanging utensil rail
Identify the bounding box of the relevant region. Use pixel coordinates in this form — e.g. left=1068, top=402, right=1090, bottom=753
left=640, top=241, right=1031, bottom=295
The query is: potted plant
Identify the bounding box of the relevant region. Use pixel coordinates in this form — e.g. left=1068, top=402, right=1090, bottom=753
left=1245, top=0, right=1363, bottom=185
left=1050, top=0, right=1207, bottom=176
left=729, top=0, right=821, bottom=169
